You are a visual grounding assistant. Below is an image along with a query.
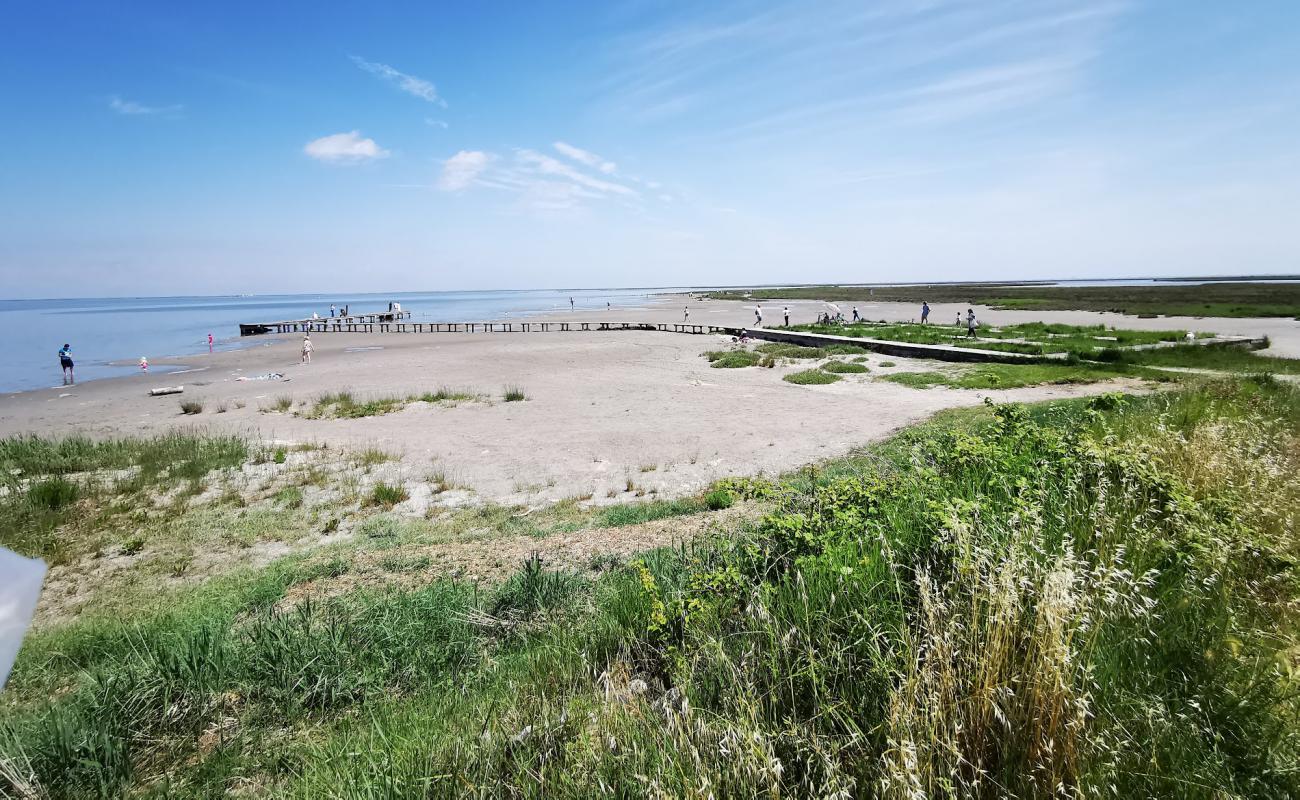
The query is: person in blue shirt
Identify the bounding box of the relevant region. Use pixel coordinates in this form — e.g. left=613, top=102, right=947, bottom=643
left=921, top=301, right=931, bottom=324
left=58, top=344, right=74, bottom=385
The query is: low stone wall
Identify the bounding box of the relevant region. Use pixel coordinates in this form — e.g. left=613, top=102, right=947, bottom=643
left=710, top=327, right=1055, bottom=364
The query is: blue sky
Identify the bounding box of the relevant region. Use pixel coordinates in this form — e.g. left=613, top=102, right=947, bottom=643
left=1, top=0, right=1298, bottom=298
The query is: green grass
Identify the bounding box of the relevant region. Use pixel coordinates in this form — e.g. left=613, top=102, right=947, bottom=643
left=597, top=497, right=707, bottom=527
left=1120, top=341, right=1300, bottom=373
left=707, top=280, right=1300, bottom=318
left=883, top=361, right=1168, bottom=389
left=5, top=379, right=1298, bottom=797
left=821, top=360, right=869, bottom=373
left=704, top=349, right=761, bottom=368
left=789, top=321, right=1204, bottom=357
left=0, top=432, right=249, bottom=561
left=416, top=386, right=481, bottom=403
left=783, top=368, right=842, bottom=385
left=502, top=385, right=527, bottom=402
left=368, top=481, right=409, bottom=508
left=304, top=391, right=406, bottom=419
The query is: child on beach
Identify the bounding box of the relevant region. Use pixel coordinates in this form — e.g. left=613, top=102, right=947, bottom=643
left=208, top=332, right=214, bottom=352
left=58, top=343, right=74, bottom=385
left=684, top=306, right=689, bottom=322
left=966, top=309, right=977, bottom=337
left=301, top=335, right=314, bottom=364
left=139, top=356, right=148, bottom=373
left=783, top=306, right=789, bottom=326
left=852, top=306, right=859, bottom=322
left=921, top=302, right=930, bottom=324
left=755, top=304, right=763, bottom=326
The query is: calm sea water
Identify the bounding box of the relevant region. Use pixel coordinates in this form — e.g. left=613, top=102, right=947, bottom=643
left=0, top=288, right=684, bottom=393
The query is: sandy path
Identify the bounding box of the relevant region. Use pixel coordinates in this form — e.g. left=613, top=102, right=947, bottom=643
left=0, top=296, right=1263, bottom=504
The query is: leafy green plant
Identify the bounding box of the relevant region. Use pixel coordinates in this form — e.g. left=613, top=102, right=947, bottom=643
left=783, top=368, right=841, bottom=385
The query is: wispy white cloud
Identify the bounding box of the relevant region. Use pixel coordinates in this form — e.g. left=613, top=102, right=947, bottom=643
left=350, top=56, right=445, bottom=105
left=517, top=149, right=636, bottom=196
left=435, top=144, right=668, bottom=211
left=438, top=150, right=493, bottom=190
left=304, top=131, right=390, bottom=164
left=425, top=118, right=450, bottom=129
left=108, top=95, right=182, bottom=116
left=554, top=142, right=617, bottom=174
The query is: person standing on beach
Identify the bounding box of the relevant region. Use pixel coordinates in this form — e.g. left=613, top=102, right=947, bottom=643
left=570, top=297, right=575, bottom=312
left=301, top=335, right=313, bottom=364
left=208, top=332, right=214, bottom=352
left=956, top=311, right=962, bottom=327
left=330, top=304, right=336, bottom=318
left=755, top=304, right=763, bottom=327
left=852, top=305, right=859, bottom=322
left=783, top=306, right=790, bottom=326
left=966, top=309, right=977, bottom=338
left=683, top=305, right=689, bottom=323
left=921, top=302, right=930, bottom=324
left=58, top=343, right=74, bottom=385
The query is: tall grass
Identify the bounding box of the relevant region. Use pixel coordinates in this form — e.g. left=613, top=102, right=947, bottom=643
left=0, top=432, right=248, bottom=560
left=3, top=379, right=1297, bottom=797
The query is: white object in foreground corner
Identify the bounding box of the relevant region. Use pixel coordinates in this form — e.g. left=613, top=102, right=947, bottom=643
left=149, top=386, right=185, bottom=396
left=0, top=547, right=46, bottom=689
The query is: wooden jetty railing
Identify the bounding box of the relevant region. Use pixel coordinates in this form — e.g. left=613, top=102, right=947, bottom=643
left=239, top=310, right=412, bottom=336
left=240, top=317, right=721, bottom=336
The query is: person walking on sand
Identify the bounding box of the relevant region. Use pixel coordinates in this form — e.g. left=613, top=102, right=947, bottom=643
left=921, top=302, right=930, bottom=324
left=58, top=343, right=74, bottom=385
left=570, top=297, right=575, bottom=312
left=301, top=335, right=314, bottom=364
left=852, top=305, right=860, bottom=323
left=966, top=309, right=977, bottom=338
left=956, top=311, right=962, bottom=327
left=683, top=305, right=690, bottom=323
left=783, top=306, right=790, bottom=326
left=330, top=304, right=336, bottom=318
left=755, top=304, right=763, bottom=327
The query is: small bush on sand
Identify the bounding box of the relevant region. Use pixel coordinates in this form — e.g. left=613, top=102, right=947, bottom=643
left=369, top=481, right=409, bottom=508
left=179, top=400, right=204, bottom=415
left=704, top=488, right=734, bottom=510
left=27, top=477, right=80, bottom=511
left=503, top=386, right=527, bottom=402
left=783, top=368, right=842, bottom=385
left=705, top=350, right=761, bottom=368
left=822, top=361, right=869, bottom=374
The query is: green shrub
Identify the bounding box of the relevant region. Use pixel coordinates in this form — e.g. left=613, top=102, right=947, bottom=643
left=704, top=488, right=734, bottom=510
left=704, top=350, right=761, bottom=368
left=179, top=400, right=203, bottom=415
left=783, top=368, right=842, bottom=385
left=369, top=482, right=409, bottom=508
left=502, top=385, right=527, bottom=402
left=26, top=477, right=80, bottom=510
left=822, top=360, right=868, bottom=373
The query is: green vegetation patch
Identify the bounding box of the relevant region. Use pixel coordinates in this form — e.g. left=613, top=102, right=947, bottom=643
left=883, top=362, right=1167, bottom=390
left=5, top=379, right=1297, bottom=796
left=708, top=280, right=1300, bottom=318
left=704, top=349, right=761, bottom=368
left=783, top=368, right=842, bottom=385
left=821, top=360, right=869, bottom=373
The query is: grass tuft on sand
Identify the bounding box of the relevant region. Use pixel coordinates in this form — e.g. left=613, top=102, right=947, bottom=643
left=783, top=368, right=842, bottom=385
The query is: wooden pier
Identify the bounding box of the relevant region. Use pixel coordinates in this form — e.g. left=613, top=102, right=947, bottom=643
left=239, top=310, right=412, bottom=336
left=240, top=316, right=720, bottom=337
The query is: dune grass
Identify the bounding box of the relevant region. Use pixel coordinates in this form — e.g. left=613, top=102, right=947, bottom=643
left=4, top=379, right=1297, bottom=797
left=0, top=432, right=249, bottom=561
left=502, top=385, right=527, bottom=402
left=822, top=360, right=869, bottom=373
left=883, top=361, right=1169, bottom=390
left=704, top=349, right=761, bottom=368
left=783, top=367, right=842, bottom=385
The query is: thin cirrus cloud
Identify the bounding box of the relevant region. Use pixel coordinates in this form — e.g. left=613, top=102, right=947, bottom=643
left=350, top=55, right=445, bottom=106
left=437, top=143, right=656, bottom=211
left=303, top=131, right=390, bottom=164
left=554, top=141, right=617, bottom=174
left=438, top=150, right=493, bottom=190
left=108, top=94, right=182, bottom=116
